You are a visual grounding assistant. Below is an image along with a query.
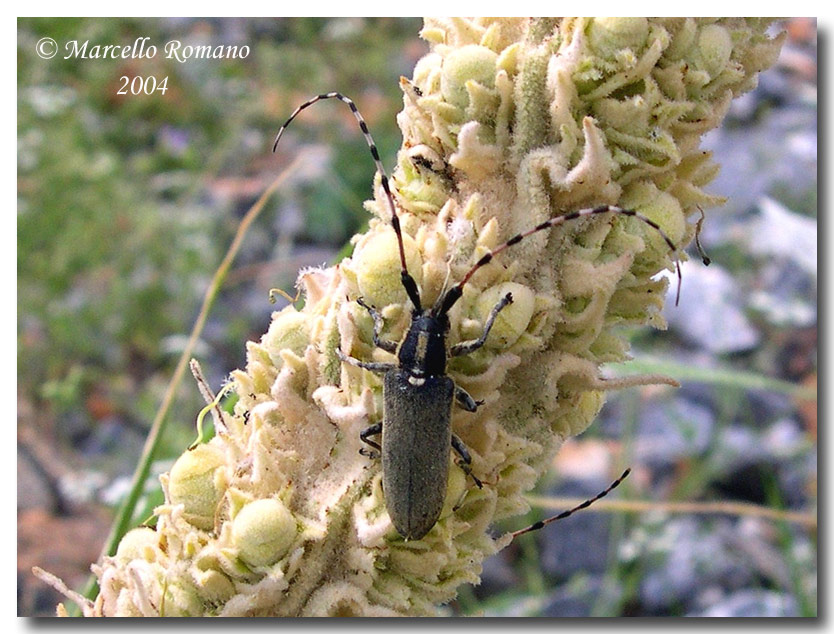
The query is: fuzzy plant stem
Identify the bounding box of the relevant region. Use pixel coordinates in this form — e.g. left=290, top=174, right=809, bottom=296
left=39, top=18, right=783, bottom=617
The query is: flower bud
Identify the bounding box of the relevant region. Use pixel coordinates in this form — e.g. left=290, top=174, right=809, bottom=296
left=168, top=443, right=227, bottom=531
left=473, top=282, right=536, bottom=349
left=441, top=45, right=498, bottom=110
left=160, top=579, right=202, bottom=617
left=114, top=527, right=158, bottom=563
left=262, top=308, right=311, bottom=367
left=620, top=182, right=686, bottom=251
left=696, top=24, right=732, bottom=78
left=354, top=229, right=422, bottom=307
left=232, top=498, right=297, bottom=568
left=440, top=461, right=467, bottom=520
left=194, top=568, right=236, bottom=603
left=588, top=18, right=649, bottom=57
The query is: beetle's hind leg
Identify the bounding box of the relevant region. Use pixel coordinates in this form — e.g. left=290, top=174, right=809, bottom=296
left=451, top=292, right=513, bottom=357
left=356, top=298, right=398, bottom=354
left=451, top=434, right=483, bottom=488
left=359, top=422, right=382, bottom=459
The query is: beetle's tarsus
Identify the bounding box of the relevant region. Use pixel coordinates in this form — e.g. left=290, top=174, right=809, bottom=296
left=450, top=292, right=513, bottom=357
left=360, top=422, right=383, bottom=454
left=359, top=447, right=380, bottom=459
left=356, top=297, right=398, bottom=354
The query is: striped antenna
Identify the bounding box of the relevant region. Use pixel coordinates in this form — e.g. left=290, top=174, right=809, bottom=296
left=510, top=468, right=631, bottom=540
left=272, top=93, right=422, bottom=310
left=437, top=205, right=682, bottom=316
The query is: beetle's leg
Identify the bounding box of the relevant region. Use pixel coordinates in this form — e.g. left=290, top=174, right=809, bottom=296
left=450, top=292, right=514, bottom=357
left=451, top=434, right=483, bottom=488
left=359, top=421, right=382, bottom=458
left=356, top=298, right=398, bottom=354
left=336, top=348, right=396, bottom=375
left=454, top=385, right=483, bottom=413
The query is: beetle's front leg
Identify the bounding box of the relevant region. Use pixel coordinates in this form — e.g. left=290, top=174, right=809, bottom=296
left=359, top=421, right=382, bottom=458
left=336, top=347, right=396, bottom=374
left=451, top=434, right=483, bottom=488
left=454, top=385, right=483, bottom=413
left=450, top=292, right=513, bottom=357
left=356, top=298, right=398, bottom=354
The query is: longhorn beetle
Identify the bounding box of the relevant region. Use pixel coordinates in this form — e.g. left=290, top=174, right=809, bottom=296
left=273, top=93, right=680, bottom=540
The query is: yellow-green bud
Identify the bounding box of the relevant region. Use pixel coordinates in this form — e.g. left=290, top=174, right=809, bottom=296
left=168, top=444, right=227, bottom=531
left=441, top=45, right=498, bottom=109
left=696, top=24, right=732, bottom=78
left=160, top=579, right=202, bottom=617
left=354, top=229, right=422, bottom=307
left=439, top=460, right=467, bottom=520
left=474, top=282, right=536, bottom=349
left=194, top=569, right=236, bottom=603
left=114, top=527, right=158, bottom=563
left=262, top=308, right=311, bottom=367
left=593, top=96, right=650, bottom=135
left=663, top=18, right=698, bottom=61
left=620, top=182, right=686, bottom=250
left=232, top=498, right=297, bottom=568
left=588, top=18, right=649, bottom=57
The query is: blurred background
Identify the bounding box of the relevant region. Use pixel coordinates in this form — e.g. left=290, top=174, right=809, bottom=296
left=17, top=18, right=816, bottom=617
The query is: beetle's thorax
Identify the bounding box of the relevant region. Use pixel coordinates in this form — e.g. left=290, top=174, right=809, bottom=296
left=397, top=310, right=449, bottom=381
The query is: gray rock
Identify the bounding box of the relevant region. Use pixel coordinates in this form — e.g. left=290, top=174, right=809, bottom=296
left=475, top=549, right=519, bottom=598
left=748, top=198, right=816, bottom=277
left=633, top=397, right=715, bottom=466
left=690, top=590, right=800, bottom=617
left=664, top=262, right=760, bottom=354
left=636, top=518, right=755, bottom=612
left=538, top=503, right=611, bottom=579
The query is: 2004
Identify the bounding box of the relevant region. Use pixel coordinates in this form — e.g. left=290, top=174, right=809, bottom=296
left=117, top=76, right=169, bottom=95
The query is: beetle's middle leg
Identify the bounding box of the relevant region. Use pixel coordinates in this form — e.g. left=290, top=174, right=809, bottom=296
left=454, top=385, right=483, bottom=412
left=450, top=292, right=513, bottom=357
left=359, top=421, right=382, bottom=458
left=357, top=298, right=398, bottom=354
left=451, top=433, right=483, bottom=488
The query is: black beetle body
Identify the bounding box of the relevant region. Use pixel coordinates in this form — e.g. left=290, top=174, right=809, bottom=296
left=274, top=92, right=681, bottom=540
left=382, top=371, right=454, bottom=539
left=338, top=297, right=505, bottom=540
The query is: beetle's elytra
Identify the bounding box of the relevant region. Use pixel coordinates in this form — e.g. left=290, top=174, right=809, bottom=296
left=382, top=372, right=454, bottom=538
left=274, top=93, right=679, bottom=540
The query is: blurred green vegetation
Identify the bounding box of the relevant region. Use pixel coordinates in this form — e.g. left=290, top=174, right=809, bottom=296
left=18, top=17, right=423, bottom=463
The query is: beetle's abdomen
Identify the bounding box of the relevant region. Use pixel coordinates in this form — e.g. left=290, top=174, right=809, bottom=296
left=382, top=371, right=454, bottom=540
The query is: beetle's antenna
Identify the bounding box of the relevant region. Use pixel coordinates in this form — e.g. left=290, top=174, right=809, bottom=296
left=273, top=92, right=422, bottom=311
left=510, top=468, right=631, bottom=539
left=438, top=205, right=682, bottom=315
left=694, top=206, right=711, bottom=266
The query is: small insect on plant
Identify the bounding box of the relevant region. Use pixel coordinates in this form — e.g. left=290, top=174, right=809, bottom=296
left=273, top=93, right=681, bottom=541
